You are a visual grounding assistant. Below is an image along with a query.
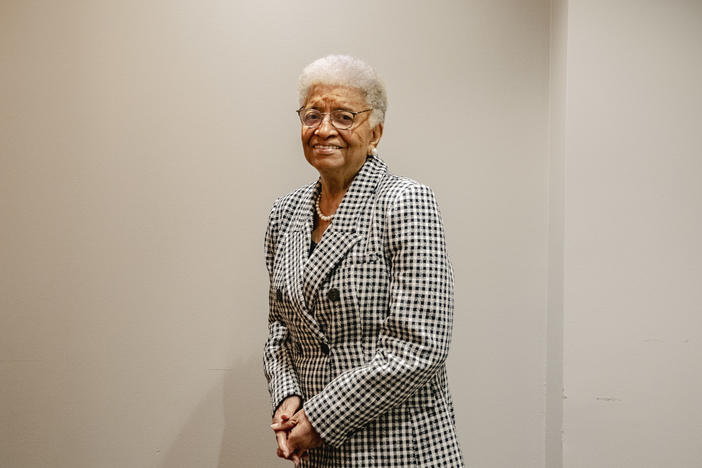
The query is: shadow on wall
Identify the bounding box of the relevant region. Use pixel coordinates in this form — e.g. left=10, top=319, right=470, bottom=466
left=161, top=355, right=287, bottom=468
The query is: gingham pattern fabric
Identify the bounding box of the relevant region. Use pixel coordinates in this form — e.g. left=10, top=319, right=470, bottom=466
left=264, top=155, right=464, bottom=467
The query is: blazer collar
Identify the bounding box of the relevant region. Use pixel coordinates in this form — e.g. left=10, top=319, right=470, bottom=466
left=290, top=154, right=387, bottom=236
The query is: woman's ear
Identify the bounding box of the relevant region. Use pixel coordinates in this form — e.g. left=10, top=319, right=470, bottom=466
left=369, top=123, right=384, bottom=152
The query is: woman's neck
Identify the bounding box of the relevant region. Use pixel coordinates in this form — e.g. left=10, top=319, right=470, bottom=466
left=318, top=172, right=354, bottom=197
left=317, top=156, right=366, bottom=196
left=318, top=182, right=345, bottom=215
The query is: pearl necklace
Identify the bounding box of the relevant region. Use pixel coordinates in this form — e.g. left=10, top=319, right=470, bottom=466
left=316, top=192, right=334, bottom=222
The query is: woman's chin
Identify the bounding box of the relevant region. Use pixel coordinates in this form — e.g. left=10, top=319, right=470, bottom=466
left=308, top=153, right=343, bottom=170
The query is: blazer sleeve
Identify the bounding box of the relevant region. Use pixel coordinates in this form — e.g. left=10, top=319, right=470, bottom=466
left=262, top=199, right=302, bottom=415
left=303, top=183, right=455, bottom=447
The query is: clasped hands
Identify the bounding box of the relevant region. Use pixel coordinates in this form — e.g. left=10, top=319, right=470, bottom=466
left=271, top=396, right=323, bottom=466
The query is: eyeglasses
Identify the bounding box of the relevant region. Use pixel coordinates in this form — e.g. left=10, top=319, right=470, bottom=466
left=296, top=107, right=372, bottom=130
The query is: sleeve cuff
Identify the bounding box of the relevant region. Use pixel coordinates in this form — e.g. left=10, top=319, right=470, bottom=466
left=272, top=393, right=303, bottom=418
left=303, top=394, right=350, bottom=448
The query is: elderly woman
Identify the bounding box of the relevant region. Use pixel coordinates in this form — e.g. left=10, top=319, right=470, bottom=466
left=264, top=55, right=464, bottom=467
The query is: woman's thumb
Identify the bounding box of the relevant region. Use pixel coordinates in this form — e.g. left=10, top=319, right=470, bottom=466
left=271, top=419, right=296, bottom=431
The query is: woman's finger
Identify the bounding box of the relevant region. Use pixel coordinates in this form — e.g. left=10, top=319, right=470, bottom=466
left=272, top=412, right=290, bottom=425
left=270, top=419, right=296, bottom=431
left=275, top=431, right=291, bottom=458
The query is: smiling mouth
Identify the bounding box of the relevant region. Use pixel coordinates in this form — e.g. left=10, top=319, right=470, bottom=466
left=314, top=144, right=342, bottom=149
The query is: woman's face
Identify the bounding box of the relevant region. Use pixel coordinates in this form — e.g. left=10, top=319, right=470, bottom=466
left=301, top=84, right=382, bottom=182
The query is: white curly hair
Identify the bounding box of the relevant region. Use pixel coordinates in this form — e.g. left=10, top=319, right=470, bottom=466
left=298, top=55, right=387, bottom=128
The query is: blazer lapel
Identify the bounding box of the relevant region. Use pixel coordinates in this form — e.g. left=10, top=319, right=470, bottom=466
left=286, top=183, right=326, bottom=339
left=302, top=155, right=387, bottom=313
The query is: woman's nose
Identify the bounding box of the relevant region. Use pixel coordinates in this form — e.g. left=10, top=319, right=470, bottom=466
left=314, top=114, right=338, bottom=136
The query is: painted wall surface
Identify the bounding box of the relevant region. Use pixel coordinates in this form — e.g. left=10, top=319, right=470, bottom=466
left=545, top=0, right=567, bottom=466
left=0, top=1, right=550, bottom=467
left=562, top=1, right=702, bottom=467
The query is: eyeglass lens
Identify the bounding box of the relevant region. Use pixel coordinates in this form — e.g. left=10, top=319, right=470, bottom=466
left=301, top=110, right=355, bottom=129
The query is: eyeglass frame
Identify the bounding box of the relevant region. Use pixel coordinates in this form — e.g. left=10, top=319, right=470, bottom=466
left=296, top=107, right=373, bottom=130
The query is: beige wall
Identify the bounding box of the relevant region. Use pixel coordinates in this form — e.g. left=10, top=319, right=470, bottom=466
left=545, top=0, right=567, bottom=466
left=1, top=1, right=551, bottom=467
left=6, top=1, right=701, bottom=468
left=7, top=1, right=700, bottom=468
left=562, top=1, right=702, bottom=467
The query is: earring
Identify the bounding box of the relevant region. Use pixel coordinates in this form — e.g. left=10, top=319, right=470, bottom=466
left=371, top=147, right=378, bottom=156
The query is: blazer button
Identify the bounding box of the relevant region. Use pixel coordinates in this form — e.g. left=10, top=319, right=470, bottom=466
left=320, top=343, right=330, bottom=355
left=276, top=288, right=283, bottom=302
left=327, top=288, right=340, bottom=302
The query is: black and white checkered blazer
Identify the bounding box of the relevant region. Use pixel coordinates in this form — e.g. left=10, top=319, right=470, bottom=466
left=264, top=154, right=464, bottom=467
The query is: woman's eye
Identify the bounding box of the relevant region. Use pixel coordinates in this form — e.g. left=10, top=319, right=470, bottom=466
left=336, top=113, right=353, bottom=122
